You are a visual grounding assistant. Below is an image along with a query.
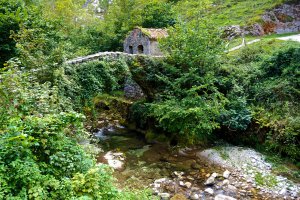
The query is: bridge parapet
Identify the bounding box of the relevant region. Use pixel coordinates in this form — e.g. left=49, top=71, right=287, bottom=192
left=66, top=51, right=164, bottom=65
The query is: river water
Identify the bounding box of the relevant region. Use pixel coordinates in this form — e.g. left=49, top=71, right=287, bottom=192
left=95, top=127, right=235, bottom=198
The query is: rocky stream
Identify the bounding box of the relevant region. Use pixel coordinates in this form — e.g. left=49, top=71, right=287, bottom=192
left=93, top=126, right=299, bottom=200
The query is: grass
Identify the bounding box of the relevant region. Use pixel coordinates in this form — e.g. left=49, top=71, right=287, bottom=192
left=264, top=154, right=300, bottom=183
left=213, top=146, right=230, bottom=160
left=255, top=172, right=278, bottom=188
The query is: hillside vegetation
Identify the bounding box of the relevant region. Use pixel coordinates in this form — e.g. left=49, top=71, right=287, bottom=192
left=209, top=0, right=286, bottom=26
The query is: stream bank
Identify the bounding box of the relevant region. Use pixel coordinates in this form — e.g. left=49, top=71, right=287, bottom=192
left=93, top=126, right=300, bottom=200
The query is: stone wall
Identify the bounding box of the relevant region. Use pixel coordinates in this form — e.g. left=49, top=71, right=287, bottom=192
left=124, top=29, right=152, bottom=55
left=124, top=78, right=144, bottom=100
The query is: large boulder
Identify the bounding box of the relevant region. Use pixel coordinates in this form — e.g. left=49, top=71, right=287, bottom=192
left=261, top=3, right=300, bottom=34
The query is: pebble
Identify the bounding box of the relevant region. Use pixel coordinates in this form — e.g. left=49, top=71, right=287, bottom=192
left=214, top=194, right=237, bottom=200
left=222, top=180, right=229, bottom=185
left=179, top=181, right=185, bottom=187
left=155, top=178, right=167, bottom=183
left=205, top=188, right=214, bottom=195
left=227, top=185, right=237, bottom=192
left=185, top=182, right=192, bottom=188
left=204, top=176, right=215, bottom=185
left=212, top=173, right=219, bottom=178
left=191, top=187, right=200, bottom=191
left=223, top=170, right=231, bottom=179
left=279, top=188, right=287, bottom=195
left=190, top=193, right=200, bottom=200
left=159, top=193, right=170, bottom=200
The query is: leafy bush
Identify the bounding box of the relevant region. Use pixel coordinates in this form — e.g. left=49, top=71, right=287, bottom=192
left=141, top=2, right=175, bottom=28
left=0, top=64, right=121, bottom=199
left=0, top=0, right=25, bottom=66
left=57, top=59, right=130, bottom=108
left=244, top=46, right=300, bottom=160
left=149, top=89, right=226, bottom=143
left=220, top=96, right=251, bottom=131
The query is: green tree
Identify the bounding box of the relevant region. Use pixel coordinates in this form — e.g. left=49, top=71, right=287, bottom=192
left=0, top=0, right=25, bottom=67
left=141, top=2, right=175, bottom=28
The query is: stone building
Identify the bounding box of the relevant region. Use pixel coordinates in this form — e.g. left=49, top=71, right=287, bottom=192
left=124, top=27, right=168, bottom=56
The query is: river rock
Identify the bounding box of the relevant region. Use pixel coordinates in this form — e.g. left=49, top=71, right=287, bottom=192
left=103, top=151, right=125, bottom=170
left=222, top=179, right=230, bottom=185
left=227, top=185, right=237, bottom=193
left=179, top=181, right=185, bottom=187
left=159, top=192, right=171, bottom=200
left=204, top=173, right=218, bottom=185
left=190, top=193, right=200, bottom=200
left=191, top=187, right=200, bottom=191
left=205, top=188, right=214, bottom=195
left=185, top=182, right=192, bottom=188
left=214, top=194, right=237, bottom=200
left=279, top=188, right=287, bottom=195
left=204, top=176, right=215, bottom=185
left=223, top=170, right=231, bottom=179
left=155, top=178, right=167, bottom=183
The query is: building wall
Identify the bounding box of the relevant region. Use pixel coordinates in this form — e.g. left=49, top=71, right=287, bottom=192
left=124, top=29, right=163, bottom=56
left=149, top=40, right=164, bottom=56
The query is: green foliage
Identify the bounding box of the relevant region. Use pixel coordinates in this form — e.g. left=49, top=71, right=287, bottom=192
left=71, top=166, right=117, bottom=199
left=130, top=100, right=151, bottom=128
left=250, top=47, right=300, bottom=160
left=220, top=96, right=251, bottom=131
left=0, top=63, right=120, bottom=199
left=224, top=41, right=300, bottom=161
left=149, top=88, right=226, bottom=143
left=254, top=172, right=278, bottom=188
left=57, top=59, right=130, bottom=108
left=161, top=19, right=224, bottom=70
left=128, top=56, right=170, bottom=100
left=0, top=0, right=25, bottom=66
left=141, top=2, right=175, bottom=28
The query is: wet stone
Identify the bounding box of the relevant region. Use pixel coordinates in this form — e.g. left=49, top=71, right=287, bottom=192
left=205, top=188, right=214, bottom=195
left=190, top=193, right=200, bottom=200
left=214, top=194, right=237, bottom=200
left=159, top=192, right=171, bottom=200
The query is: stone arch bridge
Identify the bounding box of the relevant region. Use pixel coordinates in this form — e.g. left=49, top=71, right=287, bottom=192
left=66, top=51, right=165, bottom=100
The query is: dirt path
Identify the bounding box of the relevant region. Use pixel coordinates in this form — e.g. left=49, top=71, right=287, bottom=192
left=228, top=33, right=300, bottom=52
left=277, top=34, right=300, bottom=42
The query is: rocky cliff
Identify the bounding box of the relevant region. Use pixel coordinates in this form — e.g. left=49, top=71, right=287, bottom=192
left=262, top=3, right=300, bottom=34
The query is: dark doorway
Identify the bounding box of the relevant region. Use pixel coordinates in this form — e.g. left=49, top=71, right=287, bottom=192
left=138, top=45, right=144, bottom=54
left=129, top=46, right=133, bottom=54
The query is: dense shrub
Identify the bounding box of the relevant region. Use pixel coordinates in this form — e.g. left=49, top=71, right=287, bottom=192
left=0, top=64, right=119, bottom=199
left=251, top=47, right=300, bottom=160
left=57, top=59, right=130, bottom=108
